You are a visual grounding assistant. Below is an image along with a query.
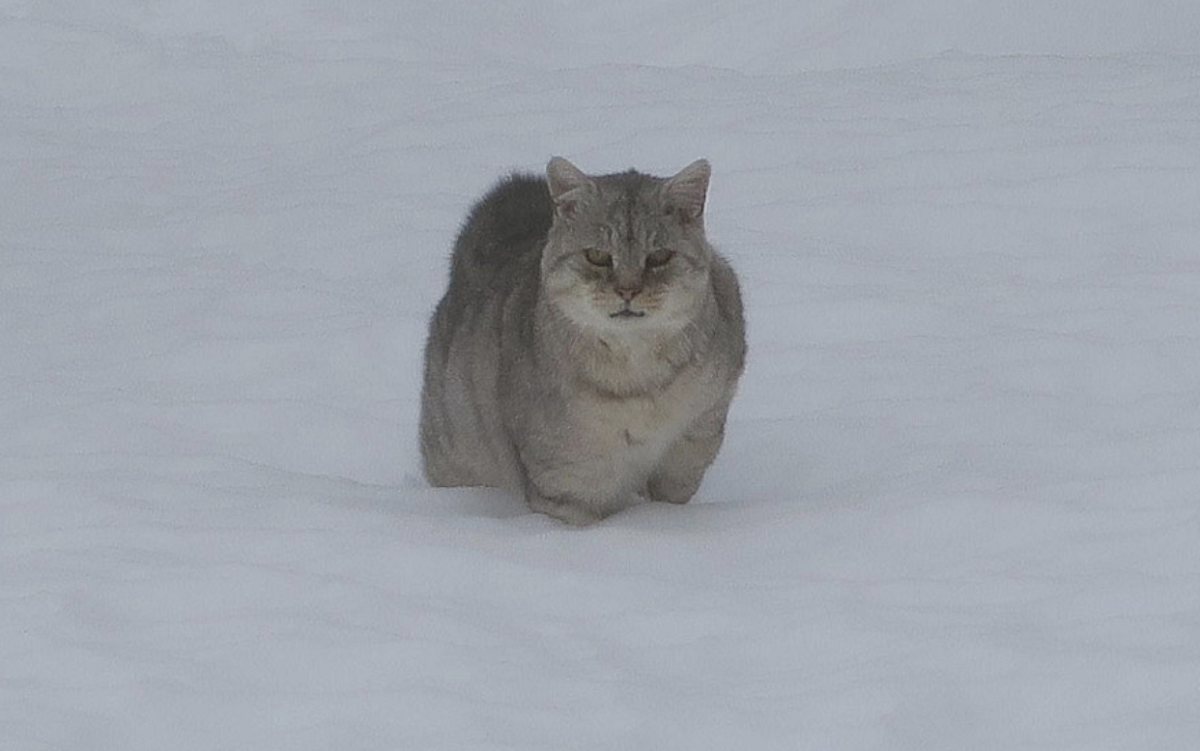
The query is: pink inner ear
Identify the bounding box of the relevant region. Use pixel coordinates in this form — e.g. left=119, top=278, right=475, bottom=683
left=665, top=161, right=711, bottom=221
left=553, top=185, right=588, bottom=219
left=678, top=192, right=704, bottom=221
left=547, top=157, right=593, bottom=203
left=668, top=187, right=705, bottom=222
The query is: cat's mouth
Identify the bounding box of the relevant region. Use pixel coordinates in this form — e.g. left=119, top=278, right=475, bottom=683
left=610, top=308, right=645, bottom=319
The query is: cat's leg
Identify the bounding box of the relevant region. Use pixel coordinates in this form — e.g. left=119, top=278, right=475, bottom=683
left=419, top=421, right=462, bottom=486
left=647, top=407, right=728, bottom=505
left=419, top=412, right=490, bottom=488
left=525, top=491, right=604, bottom=527
left=520, top=452, right=630, bottom=526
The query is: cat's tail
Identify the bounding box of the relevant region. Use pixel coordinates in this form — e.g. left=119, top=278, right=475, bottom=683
left=451, top=173, right=553, bottom=275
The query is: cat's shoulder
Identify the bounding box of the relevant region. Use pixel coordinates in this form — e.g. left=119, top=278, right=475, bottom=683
left=708, top=250, right=747, bottom=368
left=709, top=252, right=744, bottom=317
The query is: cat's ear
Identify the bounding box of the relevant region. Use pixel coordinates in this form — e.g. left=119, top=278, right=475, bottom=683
left=662, top=159, right=711, bottom=222
left=546, top=157, right=594, bottom=218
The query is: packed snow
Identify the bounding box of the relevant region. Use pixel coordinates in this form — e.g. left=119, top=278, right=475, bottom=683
left=3, top=2, right=1199, bottom=749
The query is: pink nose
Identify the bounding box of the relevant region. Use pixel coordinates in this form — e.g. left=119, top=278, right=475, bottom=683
left=616, top=284, right=642, bottom=301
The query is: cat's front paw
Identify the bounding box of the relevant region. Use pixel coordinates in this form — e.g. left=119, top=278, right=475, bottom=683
left=527, top=492, right=604, bottom=526
left=646, top=474, right=700, bottom=506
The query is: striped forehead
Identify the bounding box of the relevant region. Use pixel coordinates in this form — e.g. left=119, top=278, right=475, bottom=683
left=597, top=176, right=661, bottom=246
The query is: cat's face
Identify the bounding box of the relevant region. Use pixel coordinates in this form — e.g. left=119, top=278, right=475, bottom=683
left=541, top=159, right=714, bottom=333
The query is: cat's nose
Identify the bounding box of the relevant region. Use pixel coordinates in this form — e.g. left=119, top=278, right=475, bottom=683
left=615, top=282, right=642, bottom=302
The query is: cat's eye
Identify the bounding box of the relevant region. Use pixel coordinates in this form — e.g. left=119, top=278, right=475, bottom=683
left=646, top=248, right=675, bottom=268
left=584, top=248, right=612, bottom=267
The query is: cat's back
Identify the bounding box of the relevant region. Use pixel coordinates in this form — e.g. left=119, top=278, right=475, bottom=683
left=450, top=173, right=552, bottom=287
left=423, top=173, right=552, bottom=492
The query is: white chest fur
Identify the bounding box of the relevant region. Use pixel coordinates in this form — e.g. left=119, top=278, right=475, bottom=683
left=574, top=351, right=715, bottom=474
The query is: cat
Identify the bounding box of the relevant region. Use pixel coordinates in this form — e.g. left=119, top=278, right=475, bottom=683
left=419, top=157, right=746, bottom=525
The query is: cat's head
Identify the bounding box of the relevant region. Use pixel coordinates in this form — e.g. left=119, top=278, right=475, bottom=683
left=540, top=157, right=715, bottom=333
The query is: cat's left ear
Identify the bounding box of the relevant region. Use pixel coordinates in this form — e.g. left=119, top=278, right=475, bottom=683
left=547, top=157, right=594, bottom=218
left=662, top=159, right=711, bottom=222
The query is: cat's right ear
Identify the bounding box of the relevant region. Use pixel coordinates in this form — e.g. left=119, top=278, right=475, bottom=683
left=546, top=157, right=593, bottom=218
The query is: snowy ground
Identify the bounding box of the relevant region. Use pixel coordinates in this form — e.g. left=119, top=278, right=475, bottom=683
left=3, top=2, right=1200, bottom=749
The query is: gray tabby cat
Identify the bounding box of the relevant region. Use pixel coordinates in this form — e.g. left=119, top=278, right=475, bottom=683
left=419, top=157, right=745, bottom=525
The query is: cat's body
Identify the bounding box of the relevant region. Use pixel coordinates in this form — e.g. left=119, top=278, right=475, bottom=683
left=420, top=157, right=745, bottom=525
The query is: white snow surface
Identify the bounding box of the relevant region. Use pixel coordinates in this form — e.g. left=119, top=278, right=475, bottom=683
left=3, top=2, right=1200, bottom=749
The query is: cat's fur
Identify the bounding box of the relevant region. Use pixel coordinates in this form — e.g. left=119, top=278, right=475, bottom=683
left=419, top=157, right=745, bottom=525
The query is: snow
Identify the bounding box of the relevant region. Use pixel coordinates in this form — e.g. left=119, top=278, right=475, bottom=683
left=3, top=2, right=1200, bottom=749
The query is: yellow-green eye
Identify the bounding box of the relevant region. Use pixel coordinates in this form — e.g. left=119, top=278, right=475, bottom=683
left=584, top=248, right=612, bottom=267
left=646, top=248, right=675, bottom=268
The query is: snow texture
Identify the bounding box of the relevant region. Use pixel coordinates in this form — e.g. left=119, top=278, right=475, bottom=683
left=3, top=2, right=1199, bottom=749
